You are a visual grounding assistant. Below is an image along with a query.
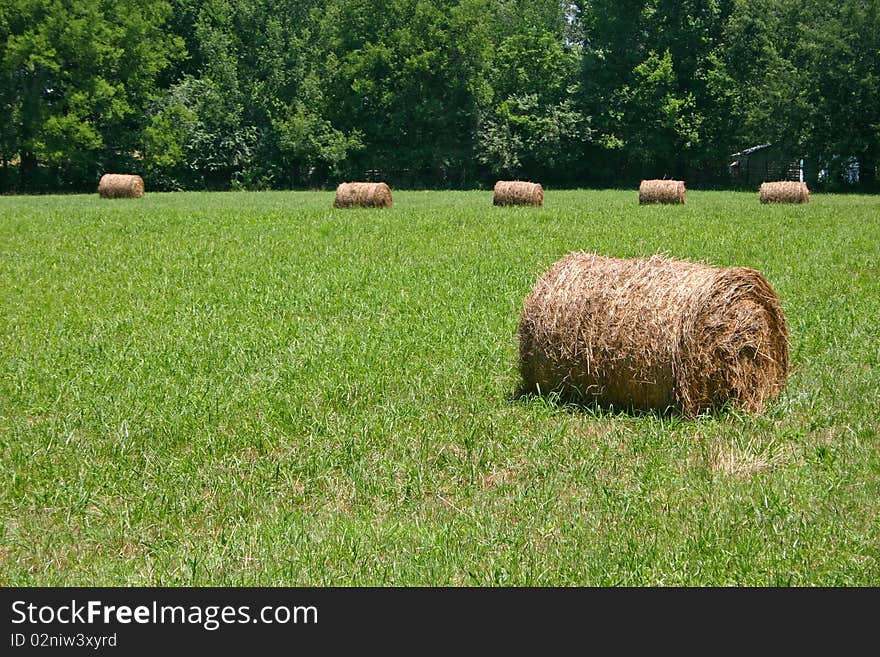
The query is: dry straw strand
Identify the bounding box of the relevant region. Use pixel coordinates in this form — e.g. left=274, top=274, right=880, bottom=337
left=333, top=182, right=393, bottom=208
left=98, top=174, right=145, bottom=199
left=493, top=180, right=544, bottom=206
left=518, top=252, right=789, bottom=417
left=638, top=179, right=686, bottom=205
left=759, top=181, right=809, bottom=204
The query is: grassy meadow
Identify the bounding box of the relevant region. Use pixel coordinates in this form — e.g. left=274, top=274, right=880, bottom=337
left=0, top=189, right=878, bottom=585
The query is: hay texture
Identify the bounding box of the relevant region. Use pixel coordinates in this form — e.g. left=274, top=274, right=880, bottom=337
left=759, top=181, right=809, bottom=204
left=333, top=182, right=393, bottom=208
left=97, top=174, right=145, bottom=199
left=518, top=252, right=789, bottom=416
left=638, top=179, right=686, bottom=204
left=493, top=180, right=544, bottom=206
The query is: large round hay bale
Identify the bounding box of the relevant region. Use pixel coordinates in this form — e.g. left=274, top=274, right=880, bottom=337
left=333, top=182, right=393, bottom=208
left=759, top=181, right=809, bottom=204
left=638, top=179, right=686, bottom=204
left=493, top=180, right=544, bottom=206
left=97, top=174, right=145, bottom=199
left=518, top=252, right=789, bottom=416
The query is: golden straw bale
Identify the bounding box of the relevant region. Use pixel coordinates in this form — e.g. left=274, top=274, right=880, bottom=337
left=638, top=179, right=686, bottom=204
left=97, top=174, right=145, bottom=199
left=759, top=181, right=810, bottom=204
left=333, top=182, right=393, bottom=208
left=493, top=180, right=544, bottom=206
left=518, top=252, right=789, bottom=416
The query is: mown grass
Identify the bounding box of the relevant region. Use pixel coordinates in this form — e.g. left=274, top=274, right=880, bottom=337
left=0, top=189, right=877, bottom=585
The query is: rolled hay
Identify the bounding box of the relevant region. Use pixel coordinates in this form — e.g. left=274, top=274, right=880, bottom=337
left=97, top=174, right=145, bottom=199
left=333, top=182, right=393, bottom=208
left=493, top=180, right=544, bottom=206
left=518, top=252, right=789, bottom=417
left=638, top=179, right=686, bottom=205
left=759, top=181, right=810, bottom=204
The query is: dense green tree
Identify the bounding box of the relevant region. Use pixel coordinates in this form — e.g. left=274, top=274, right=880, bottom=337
left=805, top=1, right=879, bottom=188
left=478, top=24, right=590, bottom=181
left=719, top=0, right=811, bottom=160
left=0, top=0, right=182, bottom=190
left=145, top=0, right=359, bottom=189
left=719, top=0, right=879, bottom=188
left=310, top=0, right=497, bottom=186
left=610, top=49, right=702, bottom=176
left=575, top=0, right=734, bottom=180
left=1, top=0, right=877, bottom=191
left=478, top=93, right=590, bottom=179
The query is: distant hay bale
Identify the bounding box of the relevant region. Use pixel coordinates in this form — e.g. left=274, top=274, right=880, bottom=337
left=98, top=174, right=145, bottom=199
left=759, top=181, right=809, bottom=204
left=518, top=252, right=789, bottom=416
left=493, top=180, right=544, bottom=206
left=639, top=179, right=686, bottom=204
left=333, top=182, right=393, bottom=208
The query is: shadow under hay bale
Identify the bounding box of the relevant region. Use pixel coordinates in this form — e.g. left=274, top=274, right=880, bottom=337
left=333, top=182, right=393, bottom=208
left=518, top=252, right=789, bottom=417
left=98, top=174, right=145, bottom=199
left=759, top=181, right=810, bottom=204
left=493, top=180, right=544, bottom=206
left=638, top=179, right=686, bottom=204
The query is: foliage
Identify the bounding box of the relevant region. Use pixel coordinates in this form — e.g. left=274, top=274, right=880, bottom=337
left=0, top=0, right=183, bottom=190
left=478, top=94, right=590, bottom=179
left=0, top=0, right=877, bottom=190
left=477, top=24, right=588, bottom=181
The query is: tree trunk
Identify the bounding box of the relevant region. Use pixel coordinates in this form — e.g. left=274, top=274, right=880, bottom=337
left=20, top=149, right=37, bottom=190
left=859, top=148, right=877, bottom=192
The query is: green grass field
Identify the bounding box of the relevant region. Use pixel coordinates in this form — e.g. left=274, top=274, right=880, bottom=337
left=1, top=189, right=878, bottom=585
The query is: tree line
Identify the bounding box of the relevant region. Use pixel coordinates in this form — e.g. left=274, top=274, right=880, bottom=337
left=1, top=0, right=877, bottom=192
